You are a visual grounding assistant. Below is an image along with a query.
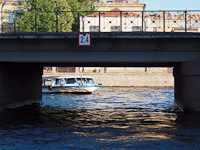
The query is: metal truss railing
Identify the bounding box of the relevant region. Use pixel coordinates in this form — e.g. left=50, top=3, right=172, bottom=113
left=186, top=11, right=200, bottom=32
left=1, top=10, right=200, bottom=33
left=165, top=11, right=186, bottom=32
left=144, top=11, right=164, bottom=32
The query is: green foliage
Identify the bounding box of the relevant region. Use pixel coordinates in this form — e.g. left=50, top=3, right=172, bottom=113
left=16, top=0, right=74, bottom=32
left=65, top=0, right=97, bottom=31
left=66, top=0, right=95, bottom=11
left=16, top=0, right=98, bottom=32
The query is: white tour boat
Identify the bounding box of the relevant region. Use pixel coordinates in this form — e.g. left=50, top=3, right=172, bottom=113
left=42, top=76, right=103, bottom=94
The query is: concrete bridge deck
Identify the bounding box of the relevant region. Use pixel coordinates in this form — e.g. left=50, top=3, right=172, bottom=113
left=0, top=32, right=200, bottom=67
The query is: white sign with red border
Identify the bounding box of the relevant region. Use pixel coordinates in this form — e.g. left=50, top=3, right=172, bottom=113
left=78, top=33, right=91, bottom=46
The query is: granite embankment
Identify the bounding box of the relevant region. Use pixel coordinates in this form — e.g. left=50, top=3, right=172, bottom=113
left=43, top=71, right=174, bottom=87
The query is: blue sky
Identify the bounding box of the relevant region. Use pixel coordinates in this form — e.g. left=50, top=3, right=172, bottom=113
left=142, top=0, right=200, bottom=10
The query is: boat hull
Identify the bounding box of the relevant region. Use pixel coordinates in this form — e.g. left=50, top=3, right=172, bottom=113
left=42, top=86, right=102, bottom=94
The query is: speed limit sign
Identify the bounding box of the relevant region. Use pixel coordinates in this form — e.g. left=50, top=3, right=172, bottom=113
left=78, top=33, right=91, bottom=46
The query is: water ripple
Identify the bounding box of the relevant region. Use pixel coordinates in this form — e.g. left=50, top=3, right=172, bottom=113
left=0, top=87, right=200, bottom=149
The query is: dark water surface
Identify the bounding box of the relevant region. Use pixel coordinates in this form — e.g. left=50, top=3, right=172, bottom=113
left=0, top=87, right=200, bottom=150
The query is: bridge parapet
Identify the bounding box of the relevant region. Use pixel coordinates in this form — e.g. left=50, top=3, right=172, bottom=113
left=1, top=10, right=200, bottom=33
left=1, top=32, right=200, bottom=39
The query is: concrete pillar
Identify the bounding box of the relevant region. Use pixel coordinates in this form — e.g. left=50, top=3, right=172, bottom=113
left=75, top=67, right=80, bottom=73
left=174, top=62, right=200, bottom=112
left=0, top=63, right=43, bottom=110
left=52, top=67, right=57, bottom=73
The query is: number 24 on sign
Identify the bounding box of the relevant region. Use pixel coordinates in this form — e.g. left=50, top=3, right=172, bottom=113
left=78, top=33, right=91, bottom=46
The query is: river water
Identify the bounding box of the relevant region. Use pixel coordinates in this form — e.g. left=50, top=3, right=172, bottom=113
left=0, top=87, right=200, bottom=150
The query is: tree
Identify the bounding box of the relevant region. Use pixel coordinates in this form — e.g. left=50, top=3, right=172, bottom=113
left=66, top=0, right=95, bottom=11
left=16, top=0, right=74, bottom=32
left=65, top=0, right=97, bottom=31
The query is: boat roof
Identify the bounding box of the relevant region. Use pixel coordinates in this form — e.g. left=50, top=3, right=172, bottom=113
left=43, top=76, right=94, bottom=80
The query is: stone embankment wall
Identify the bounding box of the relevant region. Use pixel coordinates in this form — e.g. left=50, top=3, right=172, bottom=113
left=43, top=68, right=174, bottom=87
left=93, top=73, right=173, bottom=87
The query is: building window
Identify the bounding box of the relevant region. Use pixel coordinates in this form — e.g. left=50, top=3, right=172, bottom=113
left=132, top=26, right=141, bottom=32
left=90, top=26, right=99, bottom=32
left=111, top=26, right=120, bottom=32
left=8, top=12, right=14, bottom=24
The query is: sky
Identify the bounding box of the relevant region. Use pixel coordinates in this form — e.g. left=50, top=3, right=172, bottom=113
left=141, top=0, right=200, bottom=10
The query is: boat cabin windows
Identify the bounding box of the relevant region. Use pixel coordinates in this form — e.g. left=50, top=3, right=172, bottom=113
left=87, top=78, right=94, bottom=84
left=55, top=79, right=61, bottom=85
left=65, top=78, right=76, bottom=84
left=61, top=79, right=65, bottom=85
left=42, top=80, right=51, bottom=86
left=82, top=78, right=87, bottom=84
left=64, top=77, right=94, bottom=84
left=76, top=78, right=82, bottom=84
left=53, top=79, right=66, bottom=86
left=45, top=80, right=52, bottom=86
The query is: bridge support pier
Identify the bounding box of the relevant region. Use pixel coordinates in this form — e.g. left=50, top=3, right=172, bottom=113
left=174, top=62, right=200, bottom=112
left=0, top=63, right=42, bottom=110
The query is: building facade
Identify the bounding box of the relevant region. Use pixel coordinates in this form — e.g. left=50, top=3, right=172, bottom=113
left=0, top=0, right=23, bottom=33
left=94, top=0, right=146, bottom=11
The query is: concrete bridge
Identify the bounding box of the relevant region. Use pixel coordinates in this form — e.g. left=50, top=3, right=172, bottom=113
left=1, top=32, right=200, bottom=111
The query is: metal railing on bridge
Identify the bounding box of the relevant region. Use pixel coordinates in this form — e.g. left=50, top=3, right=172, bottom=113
left=1, top=10, right=200, bottom=33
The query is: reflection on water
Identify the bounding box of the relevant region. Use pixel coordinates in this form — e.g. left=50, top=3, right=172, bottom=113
left=0, top=87, right=200, bottom=149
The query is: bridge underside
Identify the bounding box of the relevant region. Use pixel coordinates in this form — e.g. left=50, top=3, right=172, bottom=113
left=1, top=33, right=200, bottom=111
left=1, top=61, right=200, bottom=112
